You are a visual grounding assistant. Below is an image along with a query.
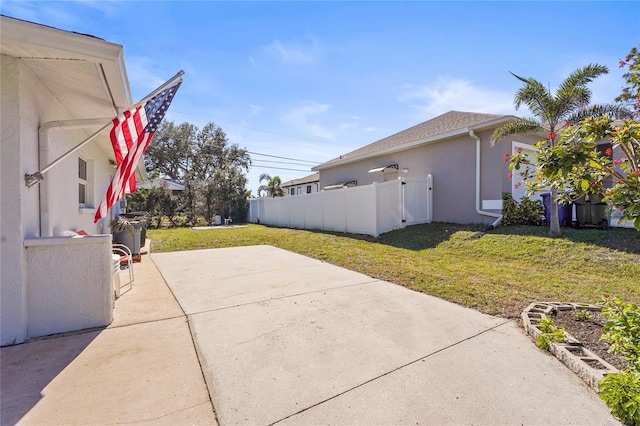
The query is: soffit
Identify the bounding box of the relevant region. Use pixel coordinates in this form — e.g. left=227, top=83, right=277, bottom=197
left=22, top=58, right=116, bottom=119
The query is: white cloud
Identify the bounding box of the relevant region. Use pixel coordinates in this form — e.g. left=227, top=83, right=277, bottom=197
left=125, top=57, right=166, bottom=93
left=264, top=38, right=319, bottom=65
left=248, top=104, right=264, bottom=115
left=283, top=102, right=335, bottom=139
left=397, top=77, right=518, bottom=118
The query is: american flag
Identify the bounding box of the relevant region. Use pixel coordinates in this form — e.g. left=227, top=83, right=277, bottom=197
left=94, top=81, right=181, bottom=223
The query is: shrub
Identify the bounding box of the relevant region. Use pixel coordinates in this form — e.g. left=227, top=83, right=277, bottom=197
left=599, top=296, right=640, bottom=425
left=502, top=192, right=544, bottom=226
left=536, top=317, right=566, bottom=350
left=599, top=371, right=640, bottom=426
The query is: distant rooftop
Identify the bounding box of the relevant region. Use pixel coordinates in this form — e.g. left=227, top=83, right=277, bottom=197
left=281, top=172, right=319, bottom=188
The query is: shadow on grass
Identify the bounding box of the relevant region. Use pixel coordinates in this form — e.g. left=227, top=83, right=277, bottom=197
left=486, top=225, right=640, bottom=254
left=296, top=222, right=486, bottom=251
left=284, top=222, right=639, bottom=254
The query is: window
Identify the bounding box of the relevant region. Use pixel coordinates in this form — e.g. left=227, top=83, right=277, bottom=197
left=306, top=185, right=312, bottom=194
left=78, top=157, right=87, bottom=206
left=296, top=187, right=301, bottom=195
left=290, top=188, right=295, bottom=196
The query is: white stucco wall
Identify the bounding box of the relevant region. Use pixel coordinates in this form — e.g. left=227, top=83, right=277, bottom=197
left=1, top=56, right=118, bottom=345
left=24, top=235, right=113, bottom=338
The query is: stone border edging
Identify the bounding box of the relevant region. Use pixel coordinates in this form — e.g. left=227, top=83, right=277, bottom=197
left=522, top=302, right=618, bottom=391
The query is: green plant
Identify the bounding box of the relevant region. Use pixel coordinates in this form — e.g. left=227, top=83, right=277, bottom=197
left=600, top=296, right=640, bottom=371
left=574, top=309, right=593, bottom=322
left=598, top=371, right=640, bottom=426
left=502, top=192, right=544, bottom=226
left=535, top=316, right=566, bottom=350
left=598, top=296, right=640, bottom=424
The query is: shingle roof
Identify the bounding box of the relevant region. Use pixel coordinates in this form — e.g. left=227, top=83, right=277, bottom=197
left=315, top=111, right=513, bottom=169
left=281, top=172, right=319, bottom=188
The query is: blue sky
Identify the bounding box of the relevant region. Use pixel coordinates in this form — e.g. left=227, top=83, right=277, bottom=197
left=2, top=1, right=639, bottom=194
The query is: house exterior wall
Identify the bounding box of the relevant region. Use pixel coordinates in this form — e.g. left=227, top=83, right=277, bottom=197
left=1, top=56, right=117, bottom=346
left=284, top=182, right=320, bottom=196
left=318, top=129, right=539, bottom=225
left=1, top=55, right=40, bottom=344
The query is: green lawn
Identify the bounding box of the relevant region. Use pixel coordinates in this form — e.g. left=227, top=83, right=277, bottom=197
left=148, top=223, right=640, bottom=319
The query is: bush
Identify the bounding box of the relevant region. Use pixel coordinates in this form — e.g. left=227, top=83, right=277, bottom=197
left=599, top=371, right=640, bottom=426
left=599, top=296, right=640, bottom=425
left=502, top=192, right=544, bottom=226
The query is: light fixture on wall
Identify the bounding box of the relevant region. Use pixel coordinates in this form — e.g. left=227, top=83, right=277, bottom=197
left=401, top=168, right=409, bottom=173
left=109, top=159, right=117, bottom=169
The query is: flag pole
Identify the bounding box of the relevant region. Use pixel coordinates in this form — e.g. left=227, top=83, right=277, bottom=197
left=24, top=70, right=185, bottom=188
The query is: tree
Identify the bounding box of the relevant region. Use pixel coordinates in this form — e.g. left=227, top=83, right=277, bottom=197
left=491, top=64, right=619, bottom=237
left=509, top=46, right=639, bottom=230
left=144, top=120, right=251, bottom=224
left=257, top=174, right=284, bottom=197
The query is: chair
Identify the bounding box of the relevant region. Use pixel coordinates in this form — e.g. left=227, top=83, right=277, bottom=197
left=112, top=244, right=134, bottom=297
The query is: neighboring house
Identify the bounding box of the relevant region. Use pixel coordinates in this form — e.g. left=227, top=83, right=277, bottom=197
left=281, top=172, right=319, bottom=196
left=137, top=178, right=186, bottom=193
left=0, top=16, right=145, bottom=345
left=313, top=111, right=542, bottom=225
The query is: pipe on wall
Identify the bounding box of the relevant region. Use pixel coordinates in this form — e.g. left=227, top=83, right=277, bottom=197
left=468, top=129, right=503, bottom=229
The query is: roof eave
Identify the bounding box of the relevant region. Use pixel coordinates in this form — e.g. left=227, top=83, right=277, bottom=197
left=313, top=115, right=517, bottom=171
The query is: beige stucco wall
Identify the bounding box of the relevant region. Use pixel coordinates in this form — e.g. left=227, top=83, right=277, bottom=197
left=318, top=129, right=540, bottom=225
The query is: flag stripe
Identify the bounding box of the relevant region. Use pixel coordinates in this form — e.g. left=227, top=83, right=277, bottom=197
left=94, top=80, right=181, bottom=223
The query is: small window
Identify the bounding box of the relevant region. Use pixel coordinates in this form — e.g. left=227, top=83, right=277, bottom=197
left=306, top=185, right=312, bottom=194
left=296, top=187, right=301, bottom=195
left=290, top=188, right=295, bottom=196
left=79, top=157, right=87, bottom=206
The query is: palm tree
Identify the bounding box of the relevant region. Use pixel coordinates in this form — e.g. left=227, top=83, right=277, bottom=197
left=491, top=64, right=622, bottom=237
left=257, top=173, right=284, bottom=198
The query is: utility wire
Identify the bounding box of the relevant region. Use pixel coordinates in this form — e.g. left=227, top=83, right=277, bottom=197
left=251, top=165, right=312, bottom=172
left=248, top=151, right=318, bottom=164
left=252, top=159, right=316, bottom=167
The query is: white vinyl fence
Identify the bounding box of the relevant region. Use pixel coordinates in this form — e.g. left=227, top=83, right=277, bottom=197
left=249, top=175, right=433, bottom=237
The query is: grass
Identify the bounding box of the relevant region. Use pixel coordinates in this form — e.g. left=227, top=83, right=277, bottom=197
left=148, top=223, right=640, bottom=319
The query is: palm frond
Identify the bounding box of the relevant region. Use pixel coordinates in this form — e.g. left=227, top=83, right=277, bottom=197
left=567, top=104, right=634, bottom=123
left=513, top=78, right=553, bottom=123
left=490, top=118, right=544, bottom=145
left=557, top=63, right=608, bottom=98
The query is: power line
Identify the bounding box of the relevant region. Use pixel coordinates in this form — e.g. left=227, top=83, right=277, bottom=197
left=248, top=151, right=318, bottom=165
left=252, top=159, right=316, bottom=167
left=251, top=165, right=312, bottom=172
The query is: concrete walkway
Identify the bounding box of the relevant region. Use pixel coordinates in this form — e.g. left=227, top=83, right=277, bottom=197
left=1, top=245, right=217, bottom=425
left=1, top=244, right=617, bottom=425
left=152, top=245, right=617, bottom=425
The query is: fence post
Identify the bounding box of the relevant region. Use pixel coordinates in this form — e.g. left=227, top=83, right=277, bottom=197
left=372, top=182, right=379, bottom=237
left=427, top=173, right=434, bottom=223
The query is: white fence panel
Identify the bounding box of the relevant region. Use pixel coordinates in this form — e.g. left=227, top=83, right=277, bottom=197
left=377, top=179, right=402, bottom=235
left=403, top=174, right=433, bottom=225
left=322, top=189, right=347, bottom=232
left=275, top=197, right=290, bottom=227
left=345, top=184, right=377, bottom=236
left=262, top=198, right=278, bottom=224
left=288, top=196, right=306, bottom=228
left=304, top=193, right=323, bottom=230
left=248, top=175, right=431, bottom=237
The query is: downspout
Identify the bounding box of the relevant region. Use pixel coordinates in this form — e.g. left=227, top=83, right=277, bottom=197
left=38, top=118, right=114, bottom=236
left=468, top=129, right=503, bottom=230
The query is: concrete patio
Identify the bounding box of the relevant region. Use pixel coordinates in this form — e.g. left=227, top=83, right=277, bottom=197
left=1, top=244, right=617, bottom=425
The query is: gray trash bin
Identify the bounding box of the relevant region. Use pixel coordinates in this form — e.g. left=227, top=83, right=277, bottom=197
left=113, top=220, right=143, bottom=255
